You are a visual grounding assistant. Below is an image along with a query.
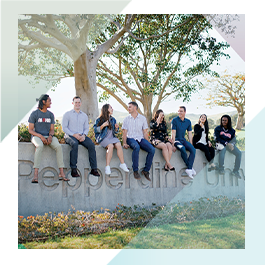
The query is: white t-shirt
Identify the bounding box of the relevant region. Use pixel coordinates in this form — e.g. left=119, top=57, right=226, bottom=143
left=197, top=125, right=207, bottom=145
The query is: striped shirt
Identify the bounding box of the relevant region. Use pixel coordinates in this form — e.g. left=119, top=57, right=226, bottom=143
left=62, top=109, right=89, bottom=137
left=122, top=113, right=148, bottom=141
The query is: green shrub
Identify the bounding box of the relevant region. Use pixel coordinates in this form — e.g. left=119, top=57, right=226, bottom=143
left=18, top=124, right=31, bottom=142
left=18, top=196, right=244, bottom=243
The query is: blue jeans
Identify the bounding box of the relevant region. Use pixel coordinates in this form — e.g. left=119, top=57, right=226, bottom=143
left=127, top=138, right=155, bottom=172
left=65, top=135, right=97, bottom=169
left=174, top=139, right=196, bottom=169
left=218, top=145, right=241, bottom=172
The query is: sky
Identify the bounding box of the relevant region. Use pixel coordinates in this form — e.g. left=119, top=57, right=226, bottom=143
left=18, top=22, right=245, bottom=124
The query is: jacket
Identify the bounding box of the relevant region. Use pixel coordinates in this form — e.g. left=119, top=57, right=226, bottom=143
left=214, top=125, right=236, bottom=146
left=93, top=116, right=119, bottom=144
left=192, top=124, right=209, bottom=146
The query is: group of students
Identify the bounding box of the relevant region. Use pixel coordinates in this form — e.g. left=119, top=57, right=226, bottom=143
left=28, top=94, right=242, bottom=183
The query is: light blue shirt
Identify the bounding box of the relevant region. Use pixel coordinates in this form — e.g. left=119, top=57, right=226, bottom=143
left=62, top=109, right=89, bottom=137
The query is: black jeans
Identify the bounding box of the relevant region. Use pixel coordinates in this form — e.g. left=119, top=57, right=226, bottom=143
left=194, top=142, right=215, bottom=163
left=65, top=135, right=97, bottom=169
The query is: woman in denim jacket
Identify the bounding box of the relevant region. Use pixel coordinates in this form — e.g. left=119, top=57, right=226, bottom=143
left=94, top=104, right=129, bottom=174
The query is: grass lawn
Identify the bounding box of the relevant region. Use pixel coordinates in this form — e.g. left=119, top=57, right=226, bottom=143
left=22, top=213, right=244, bottom=249
left=126, top=212, right=245, bottom=249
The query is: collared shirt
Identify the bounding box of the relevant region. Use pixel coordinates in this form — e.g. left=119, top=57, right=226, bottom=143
left=122, top=113, right=148, bottom=141
left=62, top=109, right=89, bottom=137
left=171, top=116, right=192, bottom=141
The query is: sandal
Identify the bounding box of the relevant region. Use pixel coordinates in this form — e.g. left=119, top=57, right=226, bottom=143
left=31, top=178, right=38, bottom=184
left=169, top=167, right=175, bottom=171
left=59, top=174, right=70, bottom=181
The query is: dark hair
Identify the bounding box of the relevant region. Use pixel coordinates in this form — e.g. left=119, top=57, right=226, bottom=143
left=220, top=114, right=232, bottom=129
left=153, top=109, right=165, bottom=123
left=179, top=106, right=186, bottom=112
left=98, top=104, right=112, bottom=129
left=198, top=114, right=209, bottom=135
left=73, top=96, right=81, bottom=101
left=128, top=101, right=138, bottom=109
left=37, top=94, right=49, bottom=110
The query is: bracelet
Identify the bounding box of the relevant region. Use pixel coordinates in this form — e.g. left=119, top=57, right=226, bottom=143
left=49, top=134, right=53, bottom=137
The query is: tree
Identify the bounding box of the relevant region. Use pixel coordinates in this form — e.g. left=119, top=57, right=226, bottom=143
left=18, top=14, right=136, bottom=121
left=205, top=72, right=245, bottom=130
left=95, top=14, right=230, bottom=123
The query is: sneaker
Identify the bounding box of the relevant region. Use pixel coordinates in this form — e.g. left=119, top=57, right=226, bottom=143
left=232, top=170, right=241, bottom=179
left=134, top=171, right=141, bottom=179
left=90, top=169, right=100, bottom=177
left=105, top=166, right=111, bottom=175
left=119, top=163, right=129, bottom=172
left=219, top=169, right=225, bottom=175
left=185, top=169, right=194, bottom=179
left=192, top=168, right=196, bottom=176
left=141, top=170, right=151, bottom=181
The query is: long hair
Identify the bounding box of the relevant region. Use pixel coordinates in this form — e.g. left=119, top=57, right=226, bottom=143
left=198, top=114, right=209, bottom=135
left=37, top=94, right=49, bottom=110
left=98, top=104, right=112, bottom=129
left=153, top=109, right=165, bottom=123
left=220, top=114, right=232, bottom=129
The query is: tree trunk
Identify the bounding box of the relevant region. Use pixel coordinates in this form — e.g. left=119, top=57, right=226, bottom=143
left=74, top=49, right=99, bottom=123
left=236, top=113, right=244, bottom=130
left=143, top=95, right=153, bottom=126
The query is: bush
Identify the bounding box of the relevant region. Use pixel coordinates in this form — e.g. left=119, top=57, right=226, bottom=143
left=18, top=124, right=31, bottom=142
left=18, top=196, right=244, bottom=243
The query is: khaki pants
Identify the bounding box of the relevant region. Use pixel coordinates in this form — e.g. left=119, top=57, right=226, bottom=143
left=31, top=136, right=64, bottom=169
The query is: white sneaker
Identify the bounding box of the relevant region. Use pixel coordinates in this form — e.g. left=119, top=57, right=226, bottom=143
left=119, top=163, right=129, bottom=172
left=185, top=169, right=194, bottom=179
left=192, top=168, right=196, bottom=176
left=105, top=166, right=111, bottom=175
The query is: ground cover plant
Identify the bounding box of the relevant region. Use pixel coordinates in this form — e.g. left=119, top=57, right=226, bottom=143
left=22, top=212, right=244, bottom=249
left=18, top=196, right=244, bottom=246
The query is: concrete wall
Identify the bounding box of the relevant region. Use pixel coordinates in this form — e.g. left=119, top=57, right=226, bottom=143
left=18, top=142, right=245, bottom=217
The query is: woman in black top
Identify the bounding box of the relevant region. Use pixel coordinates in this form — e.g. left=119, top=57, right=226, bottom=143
left=150, top=109, right=175, bottom=171
left=193, top=114, right=216, bottom=171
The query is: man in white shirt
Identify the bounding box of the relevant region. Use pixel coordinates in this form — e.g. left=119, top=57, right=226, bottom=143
left=62, top=96, right=100, bottom=178
left=122, top=102, right=155, bottom=181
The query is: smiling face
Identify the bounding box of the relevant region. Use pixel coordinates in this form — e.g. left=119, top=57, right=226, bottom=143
left=199, top=114, right=207, bottom=124
left=108, top=105, right=113, bottom=115
left=73, top=98, right=82, bottom=111
left=43, top=97, right=52, bottom=108
left=221, top=117, right=229, bottom=128
left=178, top=107, right=186, bottom=119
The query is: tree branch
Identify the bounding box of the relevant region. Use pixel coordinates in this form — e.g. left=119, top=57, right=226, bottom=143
left=127, top=16, right=194, bottom=41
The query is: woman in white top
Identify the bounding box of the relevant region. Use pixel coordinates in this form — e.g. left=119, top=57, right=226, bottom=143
left=192, top=114, right=216, bottom=171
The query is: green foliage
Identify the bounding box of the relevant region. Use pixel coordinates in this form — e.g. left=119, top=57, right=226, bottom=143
left=23, top=213, right=245, bottom=249
left=97, top=14, right=230, bottom=119
left=18, top=196, right=244, bottom=244
left=18, top=124, right=31, bottom=142
left=54, top=120, right=65, bottom=143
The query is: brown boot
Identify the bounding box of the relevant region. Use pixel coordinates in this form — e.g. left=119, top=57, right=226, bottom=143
left=133, top=171, right=141, bottom=179
left=141, top=170, right=151, bottom=181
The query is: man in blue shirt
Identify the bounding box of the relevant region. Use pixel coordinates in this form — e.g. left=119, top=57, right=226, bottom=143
left=62, top=96, right=100, bottom=177
left=171, top=106, right=196, bottom=179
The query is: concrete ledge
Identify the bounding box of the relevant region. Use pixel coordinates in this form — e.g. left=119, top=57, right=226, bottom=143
left=18, top=143, right=245, bottom=216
